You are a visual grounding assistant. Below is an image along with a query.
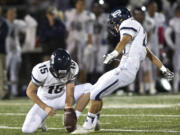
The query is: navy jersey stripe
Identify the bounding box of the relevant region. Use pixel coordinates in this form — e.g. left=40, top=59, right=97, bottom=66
left=120, top=27, right=137, bottom=32
left=95, top=79, right=119, bottom=100
left=32, top=74, right=43, bottom=84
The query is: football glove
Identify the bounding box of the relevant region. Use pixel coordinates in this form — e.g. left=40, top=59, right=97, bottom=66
left=103, top=50, right=119, bottom=64
left=160, top=66, right=174, bottom=81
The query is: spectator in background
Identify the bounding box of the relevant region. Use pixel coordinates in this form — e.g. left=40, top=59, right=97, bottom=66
left=143, top=0, right=166, bottom=94
left=22, top=14, right=38, bottom=52
left=39, top=7, right=66, bottom=61
left=165, top=4, right=180, bottom=93
left=91, top=2, right=109, bottom=83
left=0, top=7, right=8, bottom=99
left=6, top=8, right=36, bottom=97
left=65, top=0, right=95, bottom=83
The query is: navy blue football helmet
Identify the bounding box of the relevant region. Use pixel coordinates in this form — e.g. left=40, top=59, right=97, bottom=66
left=50, top=49, right=71, bottom=78
left=108, top=8, right=131, bottom=36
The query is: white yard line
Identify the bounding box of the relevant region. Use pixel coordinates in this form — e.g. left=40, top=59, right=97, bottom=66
left=1, top=113, right=180, bottom=117
left=104, top=95, right=180, bottom=99
left=101, top=129, right=180, bottom=133
left=0, top=125, right=180, bottom=133
left=139, top=121, right=173, bottom=123
left=1, top=103, right=180, bottom=109
left=102, top=104, right=180, bottom=108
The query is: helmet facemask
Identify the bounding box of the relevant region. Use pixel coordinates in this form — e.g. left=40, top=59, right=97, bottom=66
left=108, top=18, right=121, bottom=37
left=50, top=64, right=69, bottom=79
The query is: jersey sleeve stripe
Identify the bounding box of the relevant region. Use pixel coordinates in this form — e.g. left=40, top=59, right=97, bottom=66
left=32, top=74, right=43, bottom=85
left=120, top=27, right=137, bottom=32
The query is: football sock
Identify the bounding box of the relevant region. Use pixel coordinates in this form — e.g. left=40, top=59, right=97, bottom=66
left=83, top=112, right=96, bottom=129
left=145, top=83, right=150, bottom=90
left=87, top=112, right=96, bottom=123
left=93, top=111, right=100, bottom=126
left=75, top=110, right=82, bottom=119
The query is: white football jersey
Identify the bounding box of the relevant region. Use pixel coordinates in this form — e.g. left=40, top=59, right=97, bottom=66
left=118, top=18, right=147, bottom=72
left=65, top=9, right=95, bottom=41
left=31, top=60, right=79, bottom=99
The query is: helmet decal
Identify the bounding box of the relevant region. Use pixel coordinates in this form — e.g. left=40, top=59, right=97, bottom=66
left=112, top=10, right=121, bottom=18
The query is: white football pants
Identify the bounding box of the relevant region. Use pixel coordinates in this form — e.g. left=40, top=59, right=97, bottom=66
left=90, top=66, right=136, bottom=100
left=22, top=83, right=92, bottom=133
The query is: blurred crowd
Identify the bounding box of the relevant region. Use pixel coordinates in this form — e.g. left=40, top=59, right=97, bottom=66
left=0, top=0, right=180, bottom=99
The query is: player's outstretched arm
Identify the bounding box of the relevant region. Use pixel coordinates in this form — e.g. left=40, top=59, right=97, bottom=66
left=26, top=81, right=56, bottom=116
left=65, top=82, right=75, bottom=108
left=104, top=34, right=132, bottom=64
left=146, top=47, right=163, bottom=69
left=146, top=47, right=174, bottom=80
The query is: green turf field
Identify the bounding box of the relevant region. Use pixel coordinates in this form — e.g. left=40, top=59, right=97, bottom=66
left=0, top=94, right=180, bottom=135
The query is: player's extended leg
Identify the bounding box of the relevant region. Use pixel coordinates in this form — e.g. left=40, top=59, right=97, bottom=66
left=82, top=69, right=135, bottom=130
left=22, top=104, right=47, bottom=133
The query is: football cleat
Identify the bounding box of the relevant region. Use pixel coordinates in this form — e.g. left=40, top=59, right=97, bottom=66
left=71, top=125, right=94, bottom=134
left=94, top=121, right=101, bottom=131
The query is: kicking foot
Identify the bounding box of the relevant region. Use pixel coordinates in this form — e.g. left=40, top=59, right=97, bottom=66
left=71, top=125, right=93, bottom=134
left=94, top=121, right=101, bottom=131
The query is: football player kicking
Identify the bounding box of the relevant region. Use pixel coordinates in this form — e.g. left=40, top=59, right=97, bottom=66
left=72, top=8, right=174, bottom=134
left=22, top=49, right=92, bottom=133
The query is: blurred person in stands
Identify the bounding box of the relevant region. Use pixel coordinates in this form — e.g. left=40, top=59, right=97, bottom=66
left=165, top=4, right=180, bottom=93
left=22, top=12, right=38, bottom=52
left=6, top=8, right=37, bottom=97
left=65, top=0, right=95, bottom=83
left=143, top=0, right=166, bottom=94
left=91, top=2, right=109, bottom=83
left=0, top=7, right=8, bottom=99
left=39, top=7, right=66, bottom=61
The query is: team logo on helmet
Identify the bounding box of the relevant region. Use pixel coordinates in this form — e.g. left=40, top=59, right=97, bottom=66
left=112, top=10, right=122, bottom=18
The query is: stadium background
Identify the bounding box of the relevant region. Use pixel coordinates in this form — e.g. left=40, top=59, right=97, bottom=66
left=0, top=0, right=178, bottom=97
left=0, top=0, right=180, bottom=134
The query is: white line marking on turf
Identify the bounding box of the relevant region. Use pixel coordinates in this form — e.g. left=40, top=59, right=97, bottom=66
left=102, top=104, right=180, bottom=108
left=101, top=129, right=180, bottom=133
left=0, top=126, right=64, bottom=130
left=0, top=126, right=180, bottom=133
left=1, top=103, right=180, bottom=108
left=1, top=113, right=180, bottom=117
left=139, top=121, right=173, bottom=123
